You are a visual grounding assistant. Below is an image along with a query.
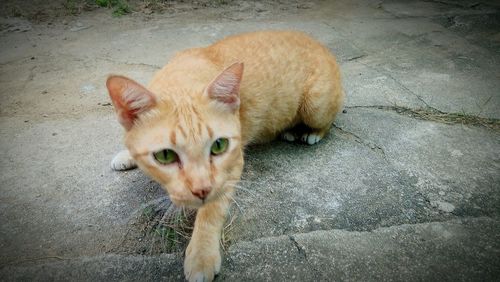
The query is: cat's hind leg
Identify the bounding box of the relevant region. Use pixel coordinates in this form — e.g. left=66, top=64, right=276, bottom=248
left=280, top=124, right=326, bottom=145
left=300, top=129, right=328, bottom=145
left=298, top=110, right=335, bottom=145
left=111, top=150, right=137, bottom=171
left=280, top=124, right=323, bottom=145
left=299, top=74, right=344, bottom=145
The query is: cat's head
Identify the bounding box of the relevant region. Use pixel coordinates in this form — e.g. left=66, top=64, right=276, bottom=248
left=106, top=63, right=244, bottom=208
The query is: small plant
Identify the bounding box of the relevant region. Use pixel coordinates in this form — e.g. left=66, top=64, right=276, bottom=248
left=156, top=209, right=195, bottom=251
left=117, top=196, right=241, bottom=255
left=136, top=201, right=196, bottom=253
left=65, top=0, right=78, bottom=15
left=65, top=0, right=94, bottom=15
left=142, top=205, right=155, bottom=220
left=95, top=0, right=131, bottom=16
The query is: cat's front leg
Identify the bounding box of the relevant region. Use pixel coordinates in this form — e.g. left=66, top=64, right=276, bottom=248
left=110, top=150, right=137, bottom=171
left=184, top=196, right=230, bottom=282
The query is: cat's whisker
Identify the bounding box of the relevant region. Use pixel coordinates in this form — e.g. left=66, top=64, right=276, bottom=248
left=233, top=185, right=261, bottom=198
left=223, top=184, right=258, bottom=205
left=211, top=185, right=230, bottom=202
left=221, top=181, right=266, bottom=198
left=226, top=194, right=244, bottom=214
left=225, top=179, right=262, bottom=185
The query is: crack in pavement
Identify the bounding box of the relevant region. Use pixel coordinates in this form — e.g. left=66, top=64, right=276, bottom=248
left=423, top=0, right=482, bottom=9
left=96, top=56, right=162, bottom=70
left=288, top=235, right=307, bottom=260
left=0, top=52, right=162, bottom=70
left=355, top=60, right=436, bottom=110
left=347, top=54, right=366, bottom=61
left=379, top=0, right=495, bottom=19
left=225, top=216, right=500, bottom=256
left=332, top=124, right=387, bottom=158
left=345, top=105, right=500, bottom=130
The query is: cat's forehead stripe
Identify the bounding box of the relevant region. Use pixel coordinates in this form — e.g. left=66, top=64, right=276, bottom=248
left=196, top=121, right=203, bottom=136
left=190, top=104, right=201, bottom=118
left=177, top=124, right=188, bottom=139
left=207, top=125, right=214, bottom=139
left=170, top=130, right=176, bottom=146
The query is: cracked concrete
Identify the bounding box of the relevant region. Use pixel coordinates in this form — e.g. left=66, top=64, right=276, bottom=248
left=332, top=124, right=387, bottom=158
left=288, top=235, right=307, bottom=260
left=1, top=0, right=499, bottom=281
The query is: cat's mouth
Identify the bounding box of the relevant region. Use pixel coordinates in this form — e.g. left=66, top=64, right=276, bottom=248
left=167, top=183, right=228, bottom=208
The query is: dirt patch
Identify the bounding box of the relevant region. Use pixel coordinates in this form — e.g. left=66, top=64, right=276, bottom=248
left=0, top=0, right=316, bottom=22
left=0, top=0, right=95, bottom=21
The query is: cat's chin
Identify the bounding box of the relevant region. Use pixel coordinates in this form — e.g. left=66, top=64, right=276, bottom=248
left=170, top=197, right=205, bottom=209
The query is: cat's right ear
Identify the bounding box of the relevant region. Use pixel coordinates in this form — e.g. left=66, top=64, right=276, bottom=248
left=206, top=62, right=244, bottom=112
left=106, top=75, right=156, bottom=131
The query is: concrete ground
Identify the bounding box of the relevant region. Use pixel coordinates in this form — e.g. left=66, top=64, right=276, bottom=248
left=1, top=0, right=499, bottom=280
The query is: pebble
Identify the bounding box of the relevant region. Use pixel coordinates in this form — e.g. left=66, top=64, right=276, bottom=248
left=81, top=84, right=96, bottom=94
left=70, top=22, right=92, bottom=32
left=297, top=3, right=313, bottom=9
left=430, top=200, right=455, bottom=213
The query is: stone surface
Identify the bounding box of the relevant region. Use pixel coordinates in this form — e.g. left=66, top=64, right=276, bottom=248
left=1, top=0, right=499, bottom=281
left=2, top=219, right=499, bottom=281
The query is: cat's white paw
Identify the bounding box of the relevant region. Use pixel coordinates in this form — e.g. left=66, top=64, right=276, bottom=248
left=281, top=131, right=296, bottom=142
left=110, top=150, right=137, bottom=171
left=184, top=242, right=221, bottom=282
left=301, top=133, right=322, bottom=145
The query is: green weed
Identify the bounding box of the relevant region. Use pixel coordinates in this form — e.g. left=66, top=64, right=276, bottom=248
left=95, top=0, right=131, bottom=16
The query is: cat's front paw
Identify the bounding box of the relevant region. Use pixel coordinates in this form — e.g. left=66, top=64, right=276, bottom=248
left=110, top=150, right=137, bottom=171
left=184, top=242, right=221, bottom=282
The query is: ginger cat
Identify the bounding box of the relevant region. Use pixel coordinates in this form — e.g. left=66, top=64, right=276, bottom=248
left=106, top=30, right=343, bottom=281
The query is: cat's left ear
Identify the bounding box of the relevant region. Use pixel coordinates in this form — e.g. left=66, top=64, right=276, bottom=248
left=206, top=62, right=244, bottom=112
left=106, top=75, right=156, bottom=130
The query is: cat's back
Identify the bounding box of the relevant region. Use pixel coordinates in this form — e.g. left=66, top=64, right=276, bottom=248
left=150, top=31, right=343, bottom=145
left=205, top=31, right=337, bottom=78
left=206, top=31, right=342, bottom=144
left=208, top=30, right=333, bottom=61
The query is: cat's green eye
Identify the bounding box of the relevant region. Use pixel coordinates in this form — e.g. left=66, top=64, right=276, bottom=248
left=210, top=138, right=229, bottom=155
left=153, top=149, right=178, bottom=165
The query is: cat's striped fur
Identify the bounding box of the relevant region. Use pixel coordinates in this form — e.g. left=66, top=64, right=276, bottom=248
left=107, top=31, right=343, bottom=281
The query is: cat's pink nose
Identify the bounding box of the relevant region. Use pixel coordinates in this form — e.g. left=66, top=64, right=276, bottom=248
left=191, top=188, right=211, bottom=200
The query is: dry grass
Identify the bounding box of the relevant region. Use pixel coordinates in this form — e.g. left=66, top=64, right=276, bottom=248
left=349, top=105, right=500, bottom=130
left=116, top=196, right=241, bottom=255
left=137, top=200, right=195, bottom=254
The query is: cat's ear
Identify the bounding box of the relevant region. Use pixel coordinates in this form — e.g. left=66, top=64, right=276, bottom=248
left=206, top=62, right=244, bottom=112
left=106, top=75, right=156, bottom=130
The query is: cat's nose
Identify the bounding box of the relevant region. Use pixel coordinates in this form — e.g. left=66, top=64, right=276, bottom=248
left=191, top=187, right=211, bottom=200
